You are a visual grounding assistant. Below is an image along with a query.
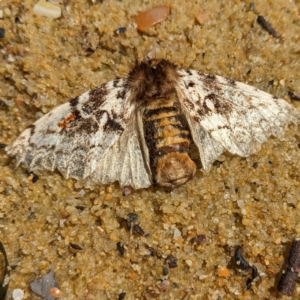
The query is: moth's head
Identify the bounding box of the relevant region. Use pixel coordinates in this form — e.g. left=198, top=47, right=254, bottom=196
left=128, top=59, right=179, bottom=100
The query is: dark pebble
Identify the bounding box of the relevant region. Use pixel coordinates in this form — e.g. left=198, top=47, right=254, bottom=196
left=118, top=292, right=126, bottom=300
left=70, top=243, right=83, bottom=250
left=117, top=242, right=125, bottom=256
left=115, top=27, right=127, bottom=34
left=75, top=205, right=85, bottom=210
left=0, top=28, right=5, bottom=38
left=32, top=173, right=39, bottom=183
left=133, top=224, right=144, bottom=236
left=167, top=255, right=178, bottom=268
left=163, top=266, right=169, bottom=275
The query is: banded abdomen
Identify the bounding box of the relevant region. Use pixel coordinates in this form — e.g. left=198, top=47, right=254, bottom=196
left=143, top=93, right=196, bottom=187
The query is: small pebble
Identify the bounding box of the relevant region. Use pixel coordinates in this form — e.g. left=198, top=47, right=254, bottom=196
left=122, top=187, right=132, bottom=196
left=134, top=6, right=170, bottom=31
left=159, top=279, right=170, bottom=291
left=4, top=8, right=11, bottom=17
left=69, top=243, right=83, bottom=251
left=133, top=224, right=145, bottom=236
left=75, top=205, right=85, bottom=210
left=185, top=259, right=193, bottom=267
left=218, top=267, right=230, bottom=277
left=12, top=289, right=24, bottom=300
left=33, top=0, right=62, bottom=19
left=118, top=292, right=126, bottom=300
left=167, top=255, right=178, bottom=268
left=195, top=12, right=210, bottom=25
left=163, top=266, right=169, bottom=275
left=195, top=234, right=206, bottom=244
left=173, top=228, right=181, bottom=239
left=115, top=27, right=127, bottom=34
left=50, top=287, right=62, bottom=298
left=117, top=242, right=125, bottom=256
left=104, top=193, right=112, bottom=201
left=0, top=28, right=5, bottom=38
left=127, top=213, right=139, bottom=223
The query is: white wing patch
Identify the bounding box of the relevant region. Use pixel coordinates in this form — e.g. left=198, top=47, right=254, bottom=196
left=6, top=78, right=152, bottom=189
left=176, top=69, right=299, bottom=171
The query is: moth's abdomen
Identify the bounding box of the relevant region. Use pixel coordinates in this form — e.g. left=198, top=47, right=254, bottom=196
left=143, top=95, right=197, bottom=187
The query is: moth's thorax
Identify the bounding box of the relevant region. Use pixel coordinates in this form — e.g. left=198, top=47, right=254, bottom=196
left=128, top=59, right=179, bottom=100
left=142, top=93, right=196, bottom=187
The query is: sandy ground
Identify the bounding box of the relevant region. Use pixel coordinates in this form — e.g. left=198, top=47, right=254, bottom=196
left=0, top=0, right=300, bottom=299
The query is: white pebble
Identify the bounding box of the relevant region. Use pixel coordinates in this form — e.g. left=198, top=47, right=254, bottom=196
left=237, top=199, right=245, bottom=207
left=185, top=259, right=193, bottom=267
left=279, top=79, right=285, bottom=86
left=33, top=0, right=61, bottom=19
left=212, top=217, right=219, bottom=224
left=163, top=223, right=170, bottom=230
left=4, top=8, right=11, bottom=16
left=173, top=228, right=181, bottom=239
left=241, top=208, right=247, bottom=215
left=12, top=289, right=24, bottom=300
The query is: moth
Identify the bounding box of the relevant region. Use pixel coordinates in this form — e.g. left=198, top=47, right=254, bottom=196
left=6, top=59, right=299, bottom=189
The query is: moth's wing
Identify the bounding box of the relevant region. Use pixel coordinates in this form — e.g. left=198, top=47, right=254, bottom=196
left=175, top=69, right=299, bottom=171
left=91, top=108, right=152, bottom=189
left=6, top=78, right=152, bottom=189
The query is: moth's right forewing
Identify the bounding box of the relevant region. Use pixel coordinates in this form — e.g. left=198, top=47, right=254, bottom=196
left=6, top=78, right=152, bottom=188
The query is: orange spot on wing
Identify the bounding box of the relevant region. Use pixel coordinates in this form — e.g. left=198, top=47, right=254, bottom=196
left=65, top=113, right=76, bottom=122
left=57, top=113, right=76, bottom=129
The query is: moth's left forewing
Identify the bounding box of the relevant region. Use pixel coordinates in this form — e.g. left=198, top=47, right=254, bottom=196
left=175, top=68, right=299, bottom=171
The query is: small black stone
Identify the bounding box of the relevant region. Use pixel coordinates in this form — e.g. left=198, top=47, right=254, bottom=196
left=163, top=267, right=169, bottom=275
left=70, top=243, right=83, bottom=250
left=115, top=27, right=127, bottom=34
left=32, top=173, right=39, bottom=183
left=167, top=255, right=178, bottom=268
left=118, top=292, right=126, bottom=300
left=133, top=224, right=144, bottom=236
left=75, top=205, right=85, bottom=210
left=117, top=242, right=125, bottom=256
left=0, top=28, right=5, bottom=38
